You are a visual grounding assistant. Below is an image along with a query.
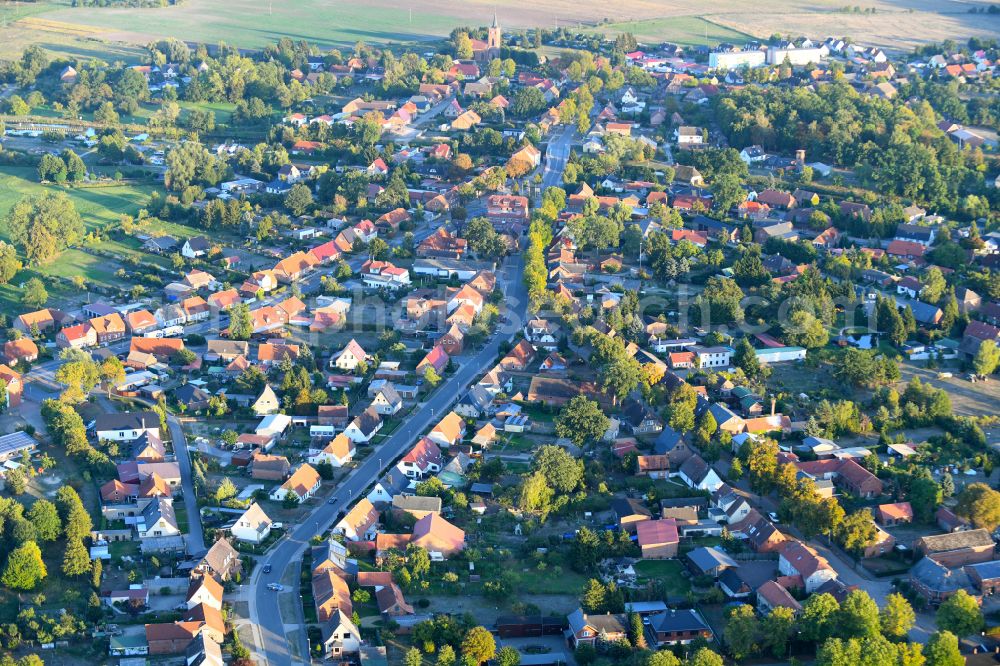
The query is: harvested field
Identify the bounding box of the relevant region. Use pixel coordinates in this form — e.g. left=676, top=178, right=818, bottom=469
left=1, top=0, right=998, bottom=61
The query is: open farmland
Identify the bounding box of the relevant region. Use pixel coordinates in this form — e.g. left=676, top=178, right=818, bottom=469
left=1, top=0, right=999, bottom=61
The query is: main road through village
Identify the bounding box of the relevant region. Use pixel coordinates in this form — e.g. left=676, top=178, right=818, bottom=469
left=248, top=255, right=529, bottom=664
left=246, top=128, right=575, bottom=665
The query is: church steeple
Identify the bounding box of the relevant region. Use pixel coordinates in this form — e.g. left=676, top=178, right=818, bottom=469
left=487, top=10, right=501, bottom=50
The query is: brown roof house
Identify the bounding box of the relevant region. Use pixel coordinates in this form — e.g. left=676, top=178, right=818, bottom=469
left=195, top=537, right=242, bottom=581
left=915, top=529, right=996, bottom=568
left=251, top=453, right=291, bottom=481
left=778, top=541, right=836, bottom=593
left=410, top=514, right=465, bottom=558
left=876, top=502, right=914, bottom=526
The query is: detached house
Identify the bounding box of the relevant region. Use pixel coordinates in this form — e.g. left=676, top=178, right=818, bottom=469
left=397, top=437, right=444, bottom=479
left=567, top=610, right=627, bottom=649
left=795, top=459, right=883, bottom=498
left=309, top=433, right=355, bottom=468
left=332, top=339, right=370, bottom=372
left=636, top=519, right=680, bottom=559
left=57, top=322, right=97, bottom=349
left=778, top=541, right=836, bottom=593
left=525, top=319, right=561, bottom=350
left=335, top=498, right=380, bottom=541
left=427, top=411, right=466, bottom=449
left=231, top=503, right=273, bottom=544
left=678, top=455, right=724, bottom=492
left=371, top=384, right=403, bottom=416
left=344, top=407, right=383, bottom=444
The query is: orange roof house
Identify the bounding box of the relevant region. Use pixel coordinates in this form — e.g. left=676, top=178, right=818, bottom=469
left=126, top=310, right=159, bottom=333
left=335, top=498, right=380, bottom=541
left=273, top=251, right=320, bottom=282
left=876, top=502, right=914, bottom=526
left=89, top=313, right=127, bottom=343
left=207, top=289, right=241, bottom=311
left=130, top=337, right=185, bottom=361
left=427, top=411, right=465, bottom=448
left=313, top=570, right=353, bottom=622
left=500, top=340, right=536, bottom=371
left=4, top=338, right=38, bottom=364
left=271, top=464, right=321, bottom=502
left=15, top=308, right=62, bottom=333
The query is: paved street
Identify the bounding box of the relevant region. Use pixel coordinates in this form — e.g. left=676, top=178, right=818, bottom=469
left=248, top=255, right=529, bottom=665
left=169, top=415, right=206, bottom=555
left=542, top=126, right=574, bottom=190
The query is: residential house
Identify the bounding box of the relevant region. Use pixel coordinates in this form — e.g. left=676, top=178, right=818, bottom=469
left=410, top=513, right=465, bottom=558
left=757, top=580, right=803, bottom=615
left=612, top=497, right=652, bottom=533
left=319, top=609, right=361, bottom=659
left=636, top=519, right=680, bottom=559
left=647, top=609, right=713, bottom=646
left=876, top=502, right=914, bottom=526
left=344, top=407, right=383, bottom=443
left=335, top=499, right=380, bottom=541
left=231, top=503, right=272, bottom=544
left=195, top=537, right=242, bottom=581
left=427, top=412, right=465, bottom=449
left=566, top=610, right=627, bottom=648
left=309, top=433, right=355, bottom=468
left=95, top=412, right=161, bottom=442
left=270, top=464, right=321, bottom=502
left=332, top=339, right=370, bottom=372
left=795, top=459, right=883, bottom=498
left=778, top=541, right=836, bottom=593
left=678, top=455, right=724, bottom=492
left=396, top=438, right=444, bottom=479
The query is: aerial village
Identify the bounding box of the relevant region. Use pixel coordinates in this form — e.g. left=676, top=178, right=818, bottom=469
left=0, top=9, right=997, bottom=666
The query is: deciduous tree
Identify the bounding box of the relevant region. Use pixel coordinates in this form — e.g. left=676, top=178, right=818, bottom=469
left=936, top=589, right=983, bottom=637
left=2, top=541, right=46, bottom=590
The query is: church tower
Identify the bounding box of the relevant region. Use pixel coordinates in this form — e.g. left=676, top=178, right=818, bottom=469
left=487, top=11, right=501, bottom=51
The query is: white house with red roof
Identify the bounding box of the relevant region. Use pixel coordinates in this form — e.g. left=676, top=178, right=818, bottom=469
left=396, top=438, right=444, bottom=479
left=367, top=158, right=389, bottom=177
left=331, top=339, right=370, bottom=371
left=778, top=541, right=836, bottom=592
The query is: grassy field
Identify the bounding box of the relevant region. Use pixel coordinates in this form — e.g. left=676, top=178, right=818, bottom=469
left=36, top=0, right=461, bottom=50
left=581, top=16, right=751, bottom=47
left=2, top=0, right=998, bottom=61
left=0, top=166, right=155, bottom=239
left=0, top=166, right=158, bottom=315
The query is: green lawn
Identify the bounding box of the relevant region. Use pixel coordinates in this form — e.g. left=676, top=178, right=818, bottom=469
left=0, top=166, right=160, bottom=314
left=512, top=565, right=589, bottom=595
left=633, top=559, right=692, bottom=595
left=179, top=101, right=239, bottom=125
left=0, top=167, right=155, bottom=239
